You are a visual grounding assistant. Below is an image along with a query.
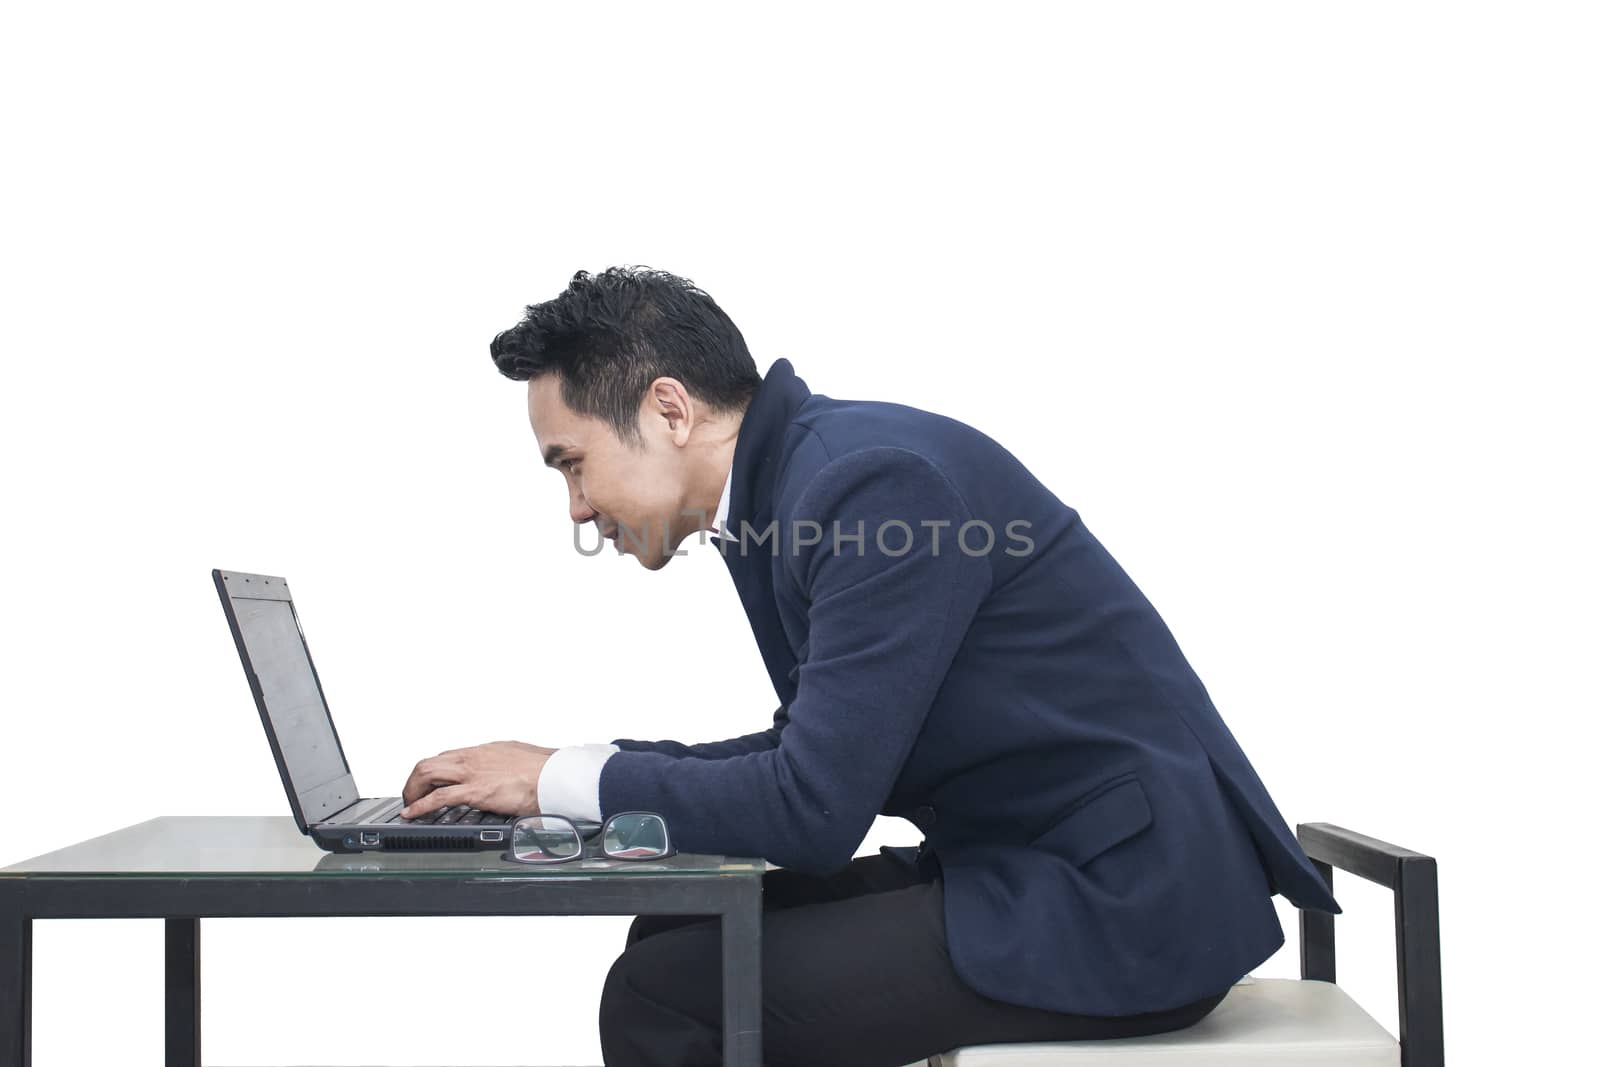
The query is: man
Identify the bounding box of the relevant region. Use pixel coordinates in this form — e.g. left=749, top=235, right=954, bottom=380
left=399, top=265, right=1341, bottom=1067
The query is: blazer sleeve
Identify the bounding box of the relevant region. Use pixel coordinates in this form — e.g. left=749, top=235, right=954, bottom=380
left=607, top=702, right=790, bottom=759
left=597, top=447, right=993, bottom=875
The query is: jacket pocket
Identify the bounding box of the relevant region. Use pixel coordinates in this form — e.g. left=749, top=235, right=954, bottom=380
left=1028, top=772, right=1154, bottom=867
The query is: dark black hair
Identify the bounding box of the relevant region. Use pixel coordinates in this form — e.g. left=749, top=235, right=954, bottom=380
left=490, top=265, right=762, bottom=448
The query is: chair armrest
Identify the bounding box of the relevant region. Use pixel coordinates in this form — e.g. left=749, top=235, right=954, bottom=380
left=1296, top=822, right=1444, bottom=1067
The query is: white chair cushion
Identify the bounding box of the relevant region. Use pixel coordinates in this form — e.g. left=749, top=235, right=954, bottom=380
left=927, top=977, right=1399, bottom=1067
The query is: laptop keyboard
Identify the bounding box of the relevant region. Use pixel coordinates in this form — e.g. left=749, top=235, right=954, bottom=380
left=387, top=804, right=511, bottom=826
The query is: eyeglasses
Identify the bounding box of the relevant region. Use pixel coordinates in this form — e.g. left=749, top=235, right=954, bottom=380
left=503, top=811, right=677, bottom=864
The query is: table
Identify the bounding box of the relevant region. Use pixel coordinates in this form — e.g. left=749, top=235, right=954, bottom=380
left=0, top=816, right=766, bottom=1067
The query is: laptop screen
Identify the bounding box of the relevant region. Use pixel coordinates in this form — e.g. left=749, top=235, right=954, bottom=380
left=220, top=580, right=353, bottom=813
left=211, top=566, right=361, bottom=831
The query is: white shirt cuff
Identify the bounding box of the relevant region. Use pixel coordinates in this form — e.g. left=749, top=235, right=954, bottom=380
left=537, top=743, right=619, bottom=823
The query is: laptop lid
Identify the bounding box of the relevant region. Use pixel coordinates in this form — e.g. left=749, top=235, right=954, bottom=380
left=213, top=569, right=360, bottom=831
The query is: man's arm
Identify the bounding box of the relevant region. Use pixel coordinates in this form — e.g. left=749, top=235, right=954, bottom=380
left=538, top=705, right=792, bottom=821
left=596, top=448, right=992, bottom=876
left=608, top=702, right=791, bottom=759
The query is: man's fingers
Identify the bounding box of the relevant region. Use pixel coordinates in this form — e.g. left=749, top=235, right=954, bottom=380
left=402, top=753, right=465, bottom=805
left=405, top=771, right=454, bottom=805
left=402, top=757, right=439, bottom=805
left=402, top=764, right=433, bottom=806
left=402, top=785, right=468, bottom=820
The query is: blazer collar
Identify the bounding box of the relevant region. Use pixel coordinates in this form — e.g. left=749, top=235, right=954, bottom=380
left=725, top=357, right=812, bottom=541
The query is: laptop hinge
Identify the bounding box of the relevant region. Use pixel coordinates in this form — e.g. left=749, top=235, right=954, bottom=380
left=319, top=797, right=377, bottom=826
left=324, top=797, right=402, bottom=826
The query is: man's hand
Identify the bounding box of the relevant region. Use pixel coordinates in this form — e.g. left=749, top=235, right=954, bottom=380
left=399, top=741, right=558, bottom=820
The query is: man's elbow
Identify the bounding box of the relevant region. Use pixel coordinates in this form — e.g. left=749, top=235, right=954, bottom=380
left=768, top=846, right=853, bottom=878
left=767, top=818, right=863, bottom=876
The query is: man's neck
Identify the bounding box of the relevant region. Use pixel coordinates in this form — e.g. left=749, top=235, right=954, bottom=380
left=699, top=412, right=743, bottom=534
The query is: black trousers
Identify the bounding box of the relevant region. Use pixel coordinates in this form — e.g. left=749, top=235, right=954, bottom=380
left=598, top=851, right=1229, bottom=1067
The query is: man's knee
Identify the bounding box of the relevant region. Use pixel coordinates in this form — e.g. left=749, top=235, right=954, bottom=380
left=626, top=912, right=715, bottom=947
left=599, top=953, right=648, bottom=1065
left=601, top=934, right=719, bottom=1067
left=599, top=951, right=638, bottom=1033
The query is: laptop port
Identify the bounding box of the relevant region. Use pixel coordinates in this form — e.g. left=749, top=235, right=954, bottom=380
left=359, top=831, right=381, bottom=846
left=479, top=829, right=504, bottom=843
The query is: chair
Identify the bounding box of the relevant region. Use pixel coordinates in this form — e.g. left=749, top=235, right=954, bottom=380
left=926, top=822, right=1443, bottom=1066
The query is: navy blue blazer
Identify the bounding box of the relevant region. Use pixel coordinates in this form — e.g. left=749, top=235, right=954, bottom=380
left=599, top=358, right=1340, bottom=1017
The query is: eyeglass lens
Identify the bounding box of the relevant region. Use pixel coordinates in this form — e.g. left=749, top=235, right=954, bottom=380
left=509, top=813, right=672, bottom=862
left=604, top=813, right=670, bottom=858
left=510, top=816, right=583, bottom=862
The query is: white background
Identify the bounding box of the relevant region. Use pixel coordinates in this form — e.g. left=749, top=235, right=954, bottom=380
left=2, top=2, right=1594, bottom=1064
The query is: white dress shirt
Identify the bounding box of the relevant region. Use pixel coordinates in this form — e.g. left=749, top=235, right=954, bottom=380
left=710, top=460, right=738, bottom=543
left=536, top=741, right=621, bottom=822
left=536, top=461, right=737, bottom=821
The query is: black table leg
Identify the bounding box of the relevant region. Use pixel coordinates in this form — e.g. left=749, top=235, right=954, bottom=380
left=721, top=880, right=762, bottom=1067
left=0, top=896, right=29, bottom=1067
left=165, top=917, right=199, bottom=1067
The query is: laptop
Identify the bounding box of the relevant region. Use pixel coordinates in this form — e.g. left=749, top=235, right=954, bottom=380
left=212, top=567, right=601, bottom=853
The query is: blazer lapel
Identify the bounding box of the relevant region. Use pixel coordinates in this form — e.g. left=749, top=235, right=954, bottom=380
left=716, top=357, right=812, bottom=703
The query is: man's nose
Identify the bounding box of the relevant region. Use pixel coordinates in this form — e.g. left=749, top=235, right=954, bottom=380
left=569, top=488, right=596, bottom=525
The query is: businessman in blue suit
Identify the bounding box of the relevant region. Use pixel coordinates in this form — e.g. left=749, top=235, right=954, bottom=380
left=400, top=266, right=1341, bottom=1067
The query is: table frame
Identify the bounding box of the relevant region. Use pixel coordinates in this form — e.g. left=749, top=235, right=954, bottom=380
left=0, top=871, right=763, bottom=1067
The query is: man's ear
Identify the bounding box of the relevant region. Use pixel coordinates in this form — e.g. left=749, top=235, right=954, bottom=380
left=646, top=377, right=695, bottom=442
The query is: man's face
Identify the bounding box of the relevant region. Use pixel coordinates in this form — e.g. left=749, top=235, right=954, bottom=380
left=527, top=375, right=696, bottom=570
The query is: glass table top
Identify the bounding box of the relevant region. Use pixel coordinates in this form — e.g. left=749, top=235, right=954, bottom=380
left=0, top=817, right=767, bottom=879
